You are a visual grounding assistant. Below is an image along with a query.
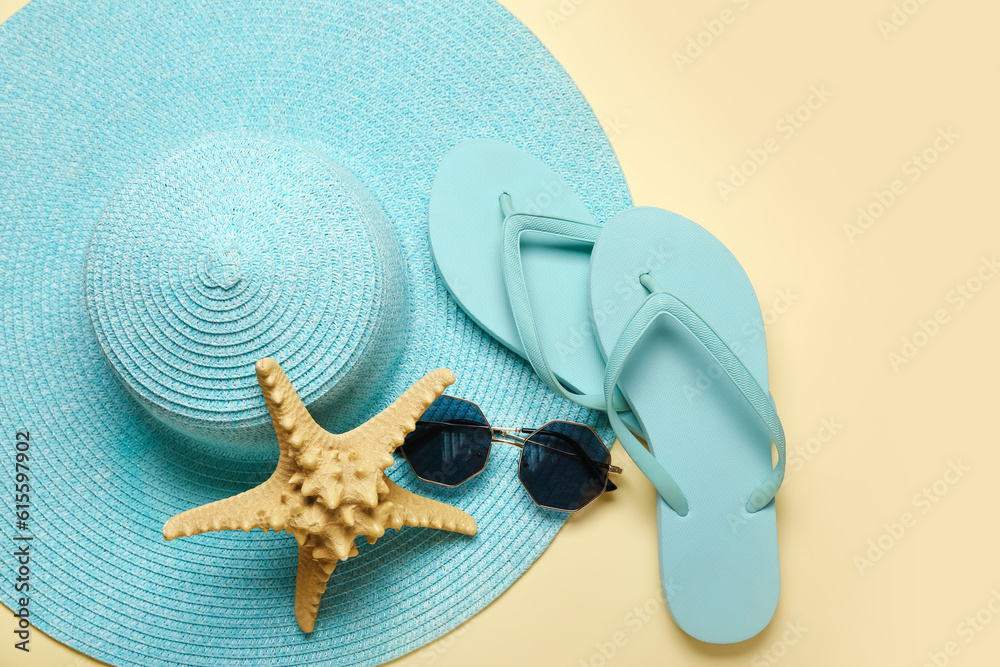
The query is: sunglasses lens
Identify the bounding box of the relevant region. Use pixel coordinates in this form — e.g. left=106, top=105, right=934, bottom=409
left=401, top=395, right=492, bottom=486
left=518, top=421, right=610, bottom=511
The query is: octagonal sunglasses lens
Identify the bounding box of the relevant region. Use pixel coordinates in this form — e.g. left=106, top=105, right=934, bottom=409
left=518, top=421, right=611, bottom=511
left=400, top=395, right=492, bottom=486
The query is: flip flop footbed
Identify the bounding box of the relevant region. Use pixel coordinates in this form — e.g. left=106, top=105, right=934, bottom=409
left=590, top=207, right=780, bottom=643
left=429, top=138, right=612, bottom=399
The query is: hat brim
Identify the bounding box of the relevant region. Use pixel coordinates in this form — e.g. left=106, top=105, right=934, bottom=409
left=0, top=1, right=630, bottom=665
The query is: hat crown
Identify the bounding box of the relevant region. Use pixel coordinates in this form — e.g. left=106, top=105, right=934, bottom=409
left=84, top=133, right=408, bottom=451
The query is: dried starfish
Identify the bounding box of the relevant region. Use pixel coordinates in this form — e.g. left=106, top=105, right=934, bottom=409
left=163, top=358, right=477, bottom=632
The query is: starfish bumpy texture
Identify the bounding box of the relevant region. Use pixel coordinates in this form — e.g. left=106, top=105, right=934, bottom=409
left=163, top=358, right=477, bottom=632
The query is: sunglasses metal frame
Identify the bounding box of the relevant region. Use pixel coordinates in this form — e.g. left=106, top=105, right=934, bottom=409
left=400, top=394, right=622, bottom=512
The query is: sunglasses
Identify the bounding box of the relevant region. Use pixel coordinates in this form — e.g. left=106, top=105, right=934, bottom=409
left=399, top=395, right=621, bottom=512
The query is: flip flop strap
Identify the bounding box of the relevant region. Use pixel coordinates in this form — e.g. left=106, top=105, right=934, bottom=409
left=604, top=276, right=786, bottom=515
left=499, top=197, right=631, bottom=413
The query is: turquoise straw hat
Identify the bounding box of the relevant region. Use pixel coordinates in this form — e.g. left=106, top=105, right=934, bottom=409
left=0, top=0, right=630, bottom=665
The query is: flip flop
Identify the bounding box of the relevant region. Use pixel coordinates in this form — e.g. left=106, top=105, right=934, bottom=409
left=590, top=207, right=786, bottom=643
left=429, top=139, right=639, bottom=427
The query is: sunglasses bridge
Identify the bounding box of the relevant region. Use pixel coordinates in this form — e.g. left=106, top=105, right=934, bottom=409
left=489, top=426, right=622, bottom=475
left=489, top=425, right=529, bottom=446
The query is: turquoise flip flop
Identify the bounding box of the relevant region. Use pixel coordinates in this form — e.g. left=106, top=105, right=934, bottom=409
left=429, top=139, right=638, bottom=424
left=590, top=207, right=786, bottom=643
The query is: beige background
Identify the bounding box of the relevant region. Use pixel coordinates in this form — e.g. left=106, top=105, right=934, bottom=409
left=3, top=0, right=999, bottom=665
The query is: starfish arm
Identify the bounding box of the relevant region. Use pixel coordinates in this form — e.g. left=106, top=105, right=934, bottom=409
left=350, top=368, right=456, bottom=454
left=294, top=548, right=335, bottom=633
left=163, top=457, right=294, bottom=540
left=255, top=357, right=322, bottom=455
left=383, top=478, right=477, bottom=535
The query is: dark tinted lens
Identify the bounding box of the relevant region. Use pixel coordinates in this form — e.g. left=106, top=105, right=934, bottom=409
left=401, top=395, right=492, bottom=486
left=518, top=421, right=610, bottom=511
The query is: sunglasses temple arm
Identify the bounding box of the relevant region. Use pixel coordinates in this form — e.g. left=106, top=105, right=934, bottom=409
left=417, top=419, right=493, bottom=428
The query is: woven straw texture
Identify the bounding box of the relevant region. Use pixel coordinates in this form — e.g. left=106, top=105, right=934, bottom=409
left=0, top=1, right=631, bottom=666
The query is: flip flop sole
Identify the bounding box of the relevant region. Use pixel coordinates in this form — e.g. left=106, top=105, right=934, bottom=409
left=590, top=207, right=780, bottom=643
left=429, top=138, right=610, bottom=399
